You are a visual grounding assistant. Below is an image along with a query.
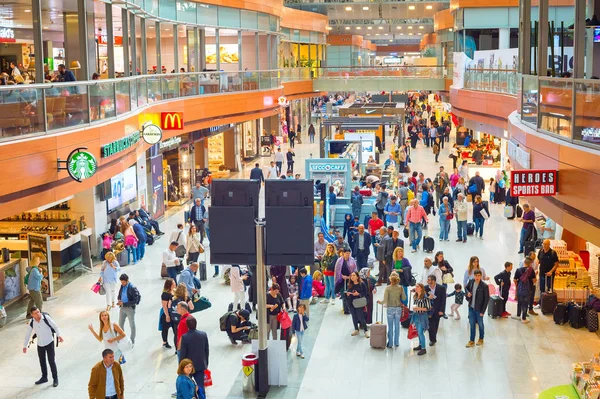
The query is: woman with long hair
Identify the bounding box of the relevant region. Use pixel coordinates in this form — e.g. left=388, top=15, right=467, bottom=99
left=377, top=272, right=406, bottom=348
left=462, top=256, right=489, bottom=287
left=120, top=217, right=139, bottom=265
left=392, top=247, right=412, bottom=306
left=186, top=224, right=203, bottom=264
left=411, top=283, right=431, bottom=356
left=346, top=271, right=369, bottom=338
left=160, top=278, right=177, bottom=349
left=321, top=243, right=338, bottom=304
left=359, top=268, right=377, bottom=325
left=433, top=251, right=454, bottom=286
left=266, top=283, right=284, bottom=340
left=99, top=251, right=120, bottom=311
left=88, top=310, right=126, bottom=354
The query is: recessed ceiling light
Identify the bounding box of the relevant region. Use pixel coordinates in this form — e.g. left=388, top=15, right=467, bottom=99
left=326, top=26, right=332, bottom=30
left=149, top=26, right=154, bottom=28
left=165, top=28, right=170, bottom=31
left=24, top=9, right=31, bottom=12
left=362, top=6, right=369, bottom=10
left=408, top=5, right=415, bottom=10
left=396, top=26, right=402, bottom=30
left=409, top=33, right=413, bottom=35
left=345, top=26, right=350, bottom=30
left=418, top=32, right=422, bottom=35
left=376, top=33, right=380, bottom=36
left=43, top=26, right=48, bottom=29
left=378, top=26, right=383, bottom=30
left=389, top=39, right=393, bottom=42
left=367, top=26, right=372, bottom=30
left=356, top=27, right=361, bottom=30
left=345, top=6, right=352, bottom=11
left=419, top=26, right=424, bottom=29
left=449, top=28, right=453, bottom=32
left=426, top=5, right=433, bottom=9
left=408, top=26, right=413, bottom=29
left=400, top=33, right=404, bottom=36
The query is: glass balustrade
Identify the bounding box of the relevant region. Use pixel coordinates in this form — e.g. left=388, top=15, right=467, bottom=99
left=463, top=68, right=518, bottom=95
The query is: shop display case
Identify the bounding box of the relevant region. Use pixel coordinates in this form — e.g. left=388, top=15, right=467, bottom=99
left=208, top=133, right=225, bottom=172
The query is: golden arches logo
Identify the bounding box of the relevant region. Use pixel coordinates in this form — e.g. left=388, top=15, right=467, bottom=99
left=161, top=112, right=184, bottom=130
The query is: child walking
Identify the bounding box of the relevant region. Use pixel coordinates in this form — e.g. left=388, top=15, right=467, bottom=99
left=292, top=304, right=309, bottom=359
left=447, top=283, right=465, bottom=320
left=494, top=262, right=513, bottom=318
left=287, top=275, right=298, bottom=312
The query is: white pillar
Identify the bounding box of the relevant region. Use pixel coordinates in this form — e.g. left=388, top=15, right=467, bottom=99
left=499, top=28, right=510, bottom=50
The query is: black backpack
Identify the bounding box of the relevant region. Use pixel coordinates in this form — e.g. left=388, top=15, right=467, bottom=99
left=28, top=313, right=58, bottom=348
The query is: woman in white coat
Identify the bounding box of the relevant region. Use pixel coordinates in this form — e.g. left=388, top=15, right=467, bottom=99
left=98, top=251, right=120, bottom=311
left=230, top=265, right=248, bottom=311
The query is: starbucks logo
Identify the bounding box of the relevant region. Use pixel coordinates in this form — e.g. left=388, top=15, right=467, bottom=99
left=67, top=150, right=97, bottom=182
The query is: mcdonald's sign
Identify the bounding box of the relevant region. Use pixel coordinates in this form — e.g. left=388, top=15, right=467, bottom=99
left=161, top=112, right=184, bottom=130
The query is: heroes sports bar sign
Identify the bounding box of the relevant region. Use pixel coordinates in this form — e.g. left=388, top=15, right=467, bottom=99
left=510, top=170, right=558, bottom=197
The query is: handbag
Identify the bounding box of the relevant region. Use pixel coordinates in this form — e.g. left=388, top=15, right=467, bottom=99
left=400, top=305, right=410, bottom=322
left=407, top=324, right=418, bottom=340
left=174, top=232, right=186, bottom=258
left=445, top=213, right=454, bottom=220
left=277, top=311, right=292, bottom=330
left=352, top=297, right=367, bottom=308
left=91, top=282, right=101, bottom=294
left=99, top=285, right=106, bottom=296
left=480, top=208, right=490, bottom=220
left=443, top=273, right=455, bottom=284
left=191, top=295, right=212, bottom=313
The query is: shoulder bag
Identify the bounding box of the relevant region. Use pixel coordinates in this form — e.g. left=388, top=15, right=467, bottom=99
left=175, top=232, right=187, bottom=258
left=352, top=296, right=367, bottom=308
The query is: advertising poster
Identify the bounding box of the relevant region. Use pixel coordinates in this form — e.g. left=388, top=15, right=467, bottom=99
left=452, top=52, right=468, bottom=89
left=205, top=44, right=239, bottom=64
left=107, top=166, right=138, bottom=213
left=137, top=156, right=148, bottom=209
left=27, top=234, right=54, bottom=299
left=151, top=155, right=165, bottom=219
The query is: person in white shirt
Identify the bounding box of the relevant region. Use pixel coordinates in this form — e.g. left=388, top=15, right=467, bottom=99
left=163, top=241, right=182, bottom=280
left=420, top=257, right=442, bottom=286
left=169, top=223, right=186, bottom=248
left=23, top=307, right=63, bottom=387
left=230, top=265, right=248, bottom=311
left=267, top=161, right=278, bottom=179
left=274, top=148, right=285, bottom=176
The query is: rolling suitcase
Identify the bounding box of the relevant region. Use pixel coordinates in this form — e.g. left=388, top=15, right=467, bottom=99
left=487, top=295, right=503, bottom=319
left=466, top=222, right=475, bottom=235
left=199, top=261, right=207, bottom=281
left=524, top=240, right=536, bottom=256
left=540, top=277, right=558, bottom=315
left=587, top=308, right=599, bottom=333
left=516, top=205, right=523, bottom=218
left=569, top=288, right=587, bottom=329
left=370, top=303, right=387, bottom=349
left=161, top=263, right=169, bottom=278
left=423, top=236, right=435, bottom=253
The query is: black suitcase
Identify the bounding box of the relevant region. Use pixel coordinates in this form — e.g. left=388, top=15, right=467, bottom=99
left=146, top=234, right=155, bottom=246
left=488, top=295, right=503, bottom=318
left=516, top=205, right=523, bottom=218
left=554, top=302, right=570, bottom=325
left=466, top=223, right=475, bottom=235
left=540, top=277, right=557, bottom=315
left=569, top=304, right=587, bottom=329
left=524, top=240, right=536, bottom=256
left=199, top=261, right=207, bottom=281
left=423, top=236, right=435, bottom=252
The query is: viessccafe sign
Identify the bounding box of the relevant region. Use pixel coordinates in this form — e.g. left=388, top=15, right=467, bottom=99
left=511, top=169, right=558, bottom=197
left=101, top=131, right=141, bottom=158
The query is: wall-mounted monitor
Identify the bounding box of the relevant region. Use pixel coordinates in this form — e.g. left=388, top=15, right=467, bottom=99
left=107, top=166, right=137, bottom=213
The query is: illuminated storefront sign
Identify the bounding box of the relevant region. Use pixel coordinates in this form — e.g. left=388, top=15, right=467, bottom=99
left=511, top=170, right=558, bottom=196
left=101, top=131, right=141, bottom=158
left=309, top=163, right=348, bottom=172
left=161, top=112, right=184, bottom=130
left=0, top=27, right=15, bottom=43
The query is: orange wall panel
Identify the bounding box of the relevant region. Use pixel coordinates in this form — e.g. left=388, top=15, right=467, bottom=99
left=281, top=7, right=329, bottom=33
left=420, top=33, right=437, bottom=50
left=450, top=88, right=518, bottom=123
left=434, top=9, right=454, bottom=31
left=376, top=44, right=420, bottom=55
left=282, top=80, right=314, bottom=96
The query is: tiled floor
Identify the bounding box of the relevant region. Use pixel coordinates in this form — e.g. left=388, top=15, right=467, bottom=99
left=0, top=129, right=597, bottom=399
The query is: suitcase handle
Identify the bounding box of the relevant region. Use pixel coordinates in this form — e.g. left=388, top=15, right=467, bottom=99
left=376, top=302, right=384, bottom=323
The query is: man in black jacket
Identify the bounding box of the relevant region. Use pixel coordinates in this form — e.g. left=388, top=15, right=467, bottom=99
left=468, top=171, right=485, bottom=202
left=351, top=224, right=371, bottom=269
left=189, top=198, right=206, bottom=242
left=249, top=163, right=264, bottom=183
left=138, top=205, right=164, bottom=235
left=378, top=230, right=404, bottom=286
left=465, top=270, right=490, bottom=347
left=180, top=316, right=209, bottom=397
left=425, top=275, right=446, bottom=346
left=117, top=274, right=140, bottom=345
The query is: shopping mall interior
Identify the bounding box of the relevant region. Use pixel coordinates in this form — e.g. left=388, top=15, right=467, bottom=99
left=0, top=0, right=599, bottom=398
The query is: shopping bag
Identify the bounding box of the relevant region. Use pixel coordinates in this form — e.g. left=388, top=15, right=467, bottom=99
left=407, top=324, right=418, bottom=340
left=204, top=369, right=213, bottom=387
left=277, top=311, right=292, bottom=330
left=91, top=282, right=101, bottom=294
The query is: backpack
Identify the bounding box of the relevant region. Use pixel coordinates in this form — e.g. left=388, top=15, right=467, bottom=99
left=468, top=184, right=477, bottom=194
left=219, top=312, right=236, bottom=332
left=517, top=267, right=533, bottom=295
left=407, top=189, right=415, bottom=202
left=28, top=313, right=57, bottom=348
left=127, top=284, right=141, bottom=305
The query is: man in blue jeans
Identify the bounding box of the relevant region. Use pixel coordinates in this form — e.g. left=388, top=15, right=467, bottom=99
left=163, top=241, right=182, bottom=281
left=519, top=204, right=536, bottom=253
left=404, top=199, right=427, bottom=253
left=465, top=270, right=489, bottom=347
left=454, top=193, right=468, bottom=243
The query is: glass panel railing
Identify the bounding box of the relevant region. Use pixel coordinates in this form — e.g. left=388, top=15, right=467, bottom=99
left=316, top=66, right=444, bottom=79
left=147, top=76, right=161, bottom=102
left=463, top=68, right=518, bottom=94
left=521, top=74, right=539, bottom=126
left=161, top=75, right=179, bottom=100
left=243, top=71, right=259, bottom=91
left=538, top=77, right=572, bottom=139
left=48, top=84, right=90, bottom=130
left=0, top=87, right=44, bottom=138
left=89, top=82, right=116, bottom=122
left=220, top=72, right=243, bottom=93
left=180, top=75, right=198, bottom=97
left=115, top=80, right=130, bottom=115
left=136, top=78, right=148, bottom=107
left=198, top=72, right=219, bottom=94
left=573, top=80, right=600, bottom=146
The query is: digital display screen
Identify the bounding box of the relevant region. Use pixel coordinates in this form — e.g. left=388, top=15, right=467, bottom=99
left=107, top=166, right=137, bottom=213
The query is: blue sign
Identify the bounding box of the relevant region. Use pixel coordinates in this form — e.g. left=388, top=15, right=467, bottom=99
left=309, top=163, right=348, bottom=172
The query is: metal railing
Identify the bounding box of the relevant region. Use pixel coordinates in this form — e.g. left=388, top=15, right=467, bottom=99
left=317, top=66, right=445, bottom=79
left=0, top=70, right=280, bottom=142
left=464, top=68, right=519, bottom=95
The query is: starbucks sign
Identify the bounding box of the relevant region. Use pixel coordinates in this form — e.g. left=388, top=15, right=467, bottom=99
left=67, top=149, right=97, bottom=182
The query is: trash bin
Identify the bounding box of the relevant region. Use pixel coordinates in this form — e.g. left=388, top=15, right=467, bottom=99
left=241, top=353, right=258, bottom=392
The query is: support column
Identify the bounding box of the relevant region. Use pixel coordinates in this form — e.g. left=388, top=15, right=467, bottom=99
left=267, top=34, right=271, bottom=69
left=574, top=0, right=586, bottom=78
left=130, top=13, right=137, bottom=75
left=255, top=32, right=260, bottom=69
left=121, top=8, right=130, bottom=75
left=63, top=0, right=94, bottom=80
left=537, top=0, right=549, bottom=76
left=215, top=28, right=220, bottom=71
left=238, top=30, right=243, bottom=71
left=156, top=21, right=162, bottom=73
left=106, top=3, right=115, bottom=78
left=140, top=17, right=147, bottom=75
left=518, top=0, right=531, bottom=74
left=499, top=28, right=510, bottom=50
left=31, top=0, right=44, bottom=83
left=173, top=24, right=179, bottom=72
left=199, top=28, right=206, bottom=71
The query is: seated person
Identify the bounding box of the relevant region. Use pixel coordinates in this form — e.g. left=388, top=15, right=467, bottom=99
left=227, top=309, right=251, bottom=345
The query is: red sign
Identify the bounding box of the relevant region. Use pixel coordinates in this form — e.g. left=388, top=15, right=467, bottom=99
left=510, top=170, right=558, bottom=197
left=161, top=112, right=184, bottom=130
left=97, top=35, right=123, bottom=46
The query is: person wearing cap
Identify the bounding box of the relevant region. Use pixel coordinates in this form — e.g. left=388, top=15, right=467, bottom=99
left=227, top=309, right=252, bottom=345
